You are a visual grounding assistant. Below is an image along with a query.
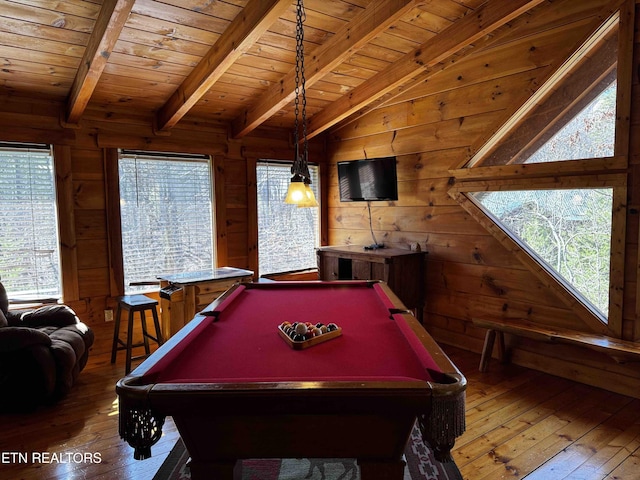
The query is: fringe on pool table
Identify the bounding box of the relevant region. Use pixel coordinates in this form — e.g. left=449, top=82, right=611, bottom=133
left=418, top=388, right=467, bottom=463
left=152, top=421, right=464, bottom=480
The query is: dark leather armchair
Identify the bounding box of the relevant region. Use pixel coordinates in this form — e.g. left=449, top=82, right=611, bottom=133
left=0, top=281, right=94, bottom=411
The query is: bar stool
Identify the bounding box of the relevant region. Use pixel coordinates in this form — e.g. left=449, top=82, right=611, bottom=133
left=111, top=294, right=164, bottom=374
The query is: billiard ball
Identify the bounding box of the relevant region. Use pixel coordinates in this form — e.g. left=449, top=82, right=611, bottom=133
left=295, top=323, right=308, bottom=335
left=293, top=333, right=306, bottom=342
left=327, top=323, right=338, bottom=332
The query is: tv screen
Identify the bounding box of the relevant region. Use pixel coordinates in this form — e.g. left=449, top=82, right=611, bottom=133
left=337, top=157, right=398, bottom=202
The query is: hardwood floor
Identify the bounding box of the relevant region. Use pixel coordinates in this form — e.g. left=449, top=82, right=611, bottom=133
left=451, top=348, right=640, bottom=480
left=1, top=323, right=638, bottom=480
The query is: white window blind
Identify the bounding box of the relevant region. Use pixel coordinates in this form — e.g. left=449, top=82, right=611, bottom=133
left=256, top=161, right=320, bottom=275
left=119, top=152, right=215, bottom=292
left=0, top=143, right=61, bottom=298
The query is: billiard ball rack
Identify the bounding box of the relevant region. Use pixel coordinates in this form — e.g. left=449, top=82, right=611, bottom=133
left=278, top=322, right=342, bottom=350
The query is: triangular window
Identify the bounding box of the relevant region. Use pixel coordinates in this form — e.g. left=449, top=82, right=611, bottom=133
left=471, top=12, right=619, bottom=168
left=470, top=188, right=613, bottom=319
left=450, top=9, right=629, bottom=336
left=523, top=81, right=616, bottom=163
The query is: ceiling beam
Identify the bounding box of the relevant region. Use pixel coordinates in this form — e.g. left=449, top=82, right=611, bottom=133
left=231, top=0, right=422, bottom=139
left=65, top=0, right=135, bottom=125
left=306, top=0, right=547, bottom=140
left=155, top=0, right=291, bottom=133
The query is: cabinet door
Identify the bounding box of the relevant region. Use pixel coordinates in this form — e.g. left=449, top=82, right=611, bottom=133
left=370, top=262, right=388, bottom=282
left=319, top=255, right=340, bottom=280
left=351, top=260, right=372, bottom=280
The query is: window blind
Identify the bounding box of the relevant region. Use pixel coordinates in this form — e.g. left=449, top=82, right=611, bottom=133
left=0, top=143, right=61, bottom=298
left=256, top=161, right=319, bottom=275
left=119, top=152, right=215, bottom=292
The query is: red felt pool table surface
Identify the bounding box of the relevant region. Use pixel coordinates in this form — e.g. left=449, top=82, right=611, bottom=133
left=117, top=281, right=466, bottom=480
left=146, top=281, right=439, bottom=384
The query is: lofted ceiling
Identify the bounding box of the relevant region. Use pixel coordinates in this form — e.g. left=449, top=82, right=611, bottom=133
left=0, top=0, right=548, bottom=140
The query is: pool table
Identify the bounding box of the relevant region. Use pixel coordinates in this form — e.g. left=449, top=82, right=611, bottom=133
left=117, top=281, right=466, bottom=480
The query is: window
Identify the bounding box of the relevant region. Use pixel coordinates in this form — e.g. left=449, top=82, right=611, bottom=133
left=471, top=188, right=613, bottom=318
left=256, top=161, right=320, bottom=275
left=119, top=151, right=215, bottom=293
left=0, top=143, right=61, bottom=299
left=523, top=81, right=617, bottom=164
left=474, top=13, right=619, bottom=168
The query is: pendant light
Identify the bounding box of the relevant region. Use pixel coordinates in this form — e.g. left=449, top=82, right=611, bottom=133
left=284, top=0, right=318, bottom=207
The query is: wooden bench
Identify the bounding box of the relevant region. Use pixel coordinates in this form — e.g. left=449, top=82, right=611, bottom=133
left=472, top=318, right=640, bottom=372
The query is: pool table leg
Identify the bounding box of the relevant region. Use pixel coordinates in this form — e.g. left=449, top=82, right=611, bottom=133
left=358, top=459, right=406, bottom=479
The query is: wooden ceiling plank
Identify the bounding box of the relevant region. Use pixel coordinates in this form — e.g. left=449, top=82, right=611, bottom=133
left=231, top=0, right=421, bottom=139
left=154, top=0, right=292, bottom=133
left=0, top=15, right=89, bottom=45
left=0, top=45, right=81, bottom=69
left=131, top=0, right=235, bottom=31
left=65, top=0, right=135, bottom=125
left=113, top=40, right=202, bottom=67
left=6, top=0, right=102, bottom=20
left=307, top=0, right=546, bottom=139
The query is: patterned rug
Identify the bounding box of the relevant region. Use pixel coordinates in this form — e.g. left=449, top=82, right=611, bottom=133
left=153, top=423, right=462, bottom=480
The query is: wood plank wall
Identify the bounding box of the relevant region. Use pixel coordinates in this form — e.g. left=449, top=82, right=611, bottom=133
left=326, top=0, right=640, bottom=398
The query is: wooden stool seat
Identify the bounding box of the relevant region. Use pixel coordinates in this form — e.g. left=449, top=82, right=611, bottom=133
left=111, top=295, right=164, bottom=374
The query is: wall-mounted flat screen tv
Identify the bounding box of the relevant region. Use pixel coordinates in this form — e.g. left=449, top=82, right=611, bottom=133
left=337, top=156, right=398, bottom=202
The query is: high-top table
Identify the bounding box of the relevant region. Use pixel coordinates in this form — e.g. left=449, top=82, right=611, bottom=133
left=158, top=267, right=253, bottom=338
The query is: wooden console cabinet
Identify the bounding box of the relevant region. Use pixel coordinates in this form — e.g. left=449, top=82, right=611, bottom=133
left=317, top=245, right=427, bottom=323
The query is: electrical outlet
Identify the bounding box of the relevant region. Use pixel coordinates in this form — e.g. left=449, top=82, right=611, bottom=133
left=104, top=309, right=114, bottom=322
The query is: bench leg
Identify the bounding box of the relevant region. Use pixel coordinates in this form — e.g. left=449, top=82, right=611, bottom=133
left=480, top=330, right=496, bottom=372
left=479, top=330, right=507, bottom=372
left=496, top=330, right=505, bottom=364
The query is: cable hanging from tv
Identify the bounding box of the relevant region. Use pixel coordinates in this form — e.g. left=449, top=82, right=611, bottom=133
left=365, top=201, right=384, bottom=250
